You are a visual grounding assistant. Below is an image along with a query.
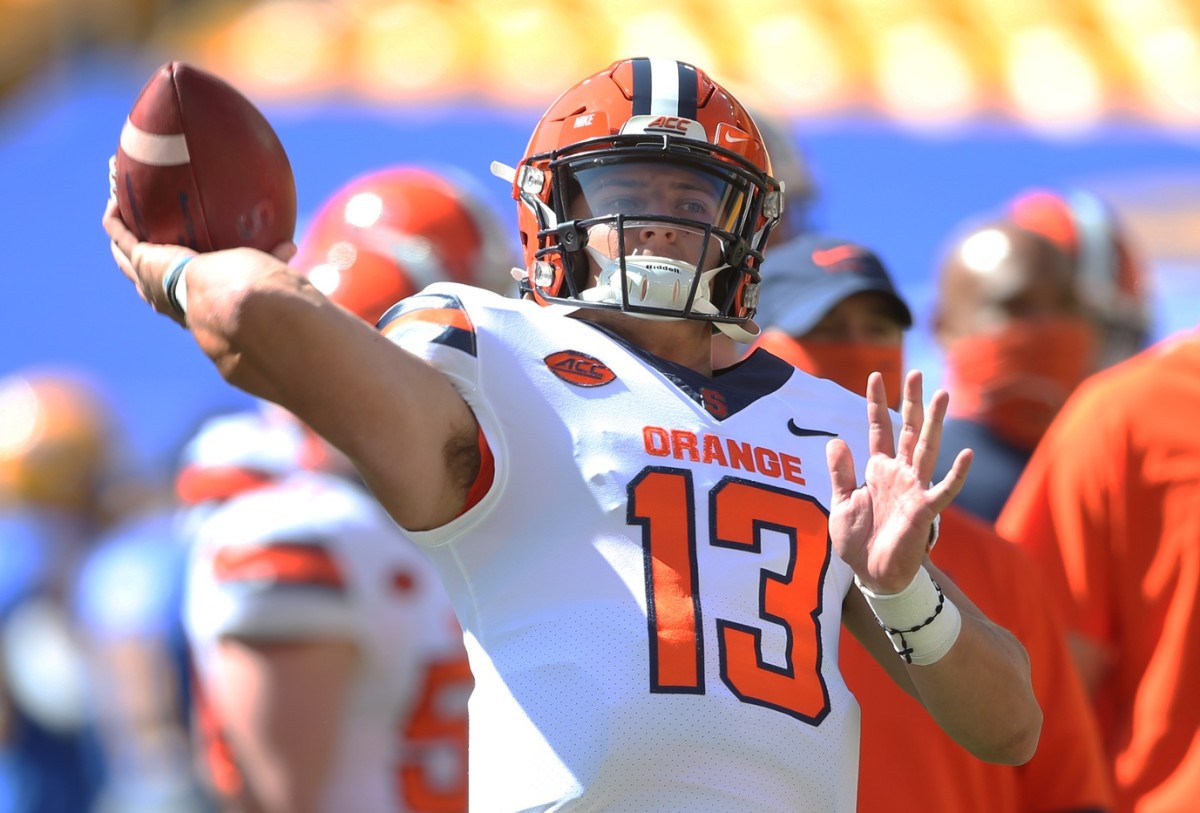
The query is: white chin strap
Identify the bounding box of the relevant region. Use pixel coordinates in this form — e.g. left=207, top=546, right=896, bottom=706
left=578, top=249, right=759, bottom=343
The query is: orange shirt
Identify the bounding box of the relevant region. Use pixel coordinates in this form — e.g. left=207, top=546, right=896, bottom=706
left=844, top=506, right=1113, bottom=812
left=998, top=331, right=1200, bottom=813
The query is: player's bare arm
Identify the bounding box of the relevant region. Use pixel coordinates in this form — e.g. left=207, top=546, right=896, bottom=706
left=103, top=199, right=478, bottom=531
left=832, top=371, right=1041, bottom=765
left=211, top=638, right=359, bottom=813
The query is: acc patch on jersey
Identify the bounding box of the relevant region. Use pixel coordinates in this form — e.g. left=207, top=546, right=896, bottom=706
left=544, top=350, right=617, bottom=387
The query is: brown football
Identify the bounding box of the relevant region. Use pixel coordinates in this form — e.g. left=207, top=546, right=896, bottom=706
left=115, top=61, right=296, bottom=252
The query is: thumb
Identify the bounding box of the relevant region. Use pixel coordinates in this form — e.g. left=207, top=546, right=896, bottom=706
left=826, top=438, right=857, bottom=507
left=272, top=240, right=298, bottom=263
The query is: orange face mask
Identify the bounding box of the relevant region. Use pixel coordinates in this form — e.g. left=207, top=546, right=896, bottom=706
left=755, top=330, right=904, bottom=408
left=944, top=317, right=1097, bottom=451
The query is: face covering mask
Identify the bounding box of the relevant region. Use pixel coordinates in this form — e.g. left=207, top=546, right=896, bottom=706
left=755, top=330, right=904, bottom=409
left=944, top=317, right=1097, bottom=451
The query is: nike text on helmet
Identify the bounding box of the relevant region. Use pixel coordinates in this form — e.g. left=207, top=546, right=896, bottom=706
left=491, top=57, right=783, bottom=342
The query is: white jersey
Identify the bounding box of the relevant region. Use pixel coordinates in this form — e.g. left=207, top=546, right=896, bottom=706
left=184, top=470, right=470, bottom=813
left=382, top=283, right=875, bottom=812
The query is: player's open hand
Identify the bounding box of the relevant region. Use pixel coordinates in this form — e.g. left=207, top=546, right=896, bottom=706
left=825, top=370, right=972, bottom=594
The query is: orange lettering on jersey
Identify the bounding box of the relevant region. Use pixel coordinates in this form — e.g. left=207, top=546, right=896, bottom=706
left=644, top=426, right=670, bottom=456
left=545, top=350, right=617, bottom=387
left=670, top=430, right=700, bottom=462
left=755, top=447, right=782, bottom=478
left=727, top=440, right=755, bottom=472
left=702, top=434, right=728, bottom=466
left=642, top=427, right=806, bottom=486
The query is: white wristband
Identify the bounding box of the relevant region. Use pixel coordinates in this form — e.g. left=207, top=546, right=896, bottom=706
left=855, top=567, right=962, bottom=665
left=162, top=255, right=194, bottom=318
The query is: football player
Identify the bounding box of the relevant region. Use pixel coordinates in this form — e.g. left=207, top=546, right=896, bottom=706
left=104, top=59, right=1041, bottom=811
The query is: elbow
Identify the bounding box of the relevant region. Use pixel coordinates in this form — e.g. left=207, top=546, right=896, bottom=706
left=974, top=703, right=1043, bottom=766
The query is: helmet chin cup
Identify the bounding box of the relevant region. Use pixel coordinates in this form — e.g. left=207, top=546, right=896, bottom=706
left=579, top=248, right=743, bottom=330
left=581, top=252, right=695, bottom=311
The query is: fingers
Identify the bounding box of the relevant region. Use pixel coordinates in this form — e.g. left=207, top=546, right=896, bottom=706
left=865, top=372, right=895, bottom=458
left=102, top=196, right=138, bottom=261
left=826, top=438, right=857, bottom=506
left=926, top=447, right=973, bottom=513
left=913, top=388, right=950, bottom=484
left=895, top=370, right=923, bottom=466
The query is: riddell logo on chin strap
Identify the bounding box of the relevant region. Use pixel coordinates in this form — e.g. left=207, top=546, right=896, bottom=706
left=545, top=351, right=617, bottom=387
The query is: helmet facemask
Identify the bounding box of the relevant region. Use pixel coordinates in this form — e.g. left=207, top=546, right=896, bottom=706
left=514, top=131, right=780, bottom=342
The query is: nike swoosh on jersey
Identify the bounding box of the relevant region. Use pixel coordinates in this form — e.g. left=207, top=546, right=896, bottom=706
left=787, top=419, right=838, bottom=437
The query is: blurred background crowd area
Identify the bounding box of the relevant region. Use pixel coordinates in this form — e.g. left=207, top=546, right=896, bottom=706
left=4, top=0, right=1200, bottom=127
left=1, top=0, right=1199, bottom=476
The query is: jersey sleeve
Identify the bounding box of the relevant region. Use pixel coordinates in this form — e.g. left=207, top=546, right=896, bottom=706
left=378, top=285, right=481, bottom=392
left=186, top=484, right=370, bottom=644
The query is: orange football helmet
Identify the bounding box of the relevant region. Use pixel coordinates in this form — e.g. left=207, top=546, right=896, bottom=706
left=0, top=369, right=116, bottom=513
left=492, top=57, right=783, bottom=341
left=292, top=165, right=517, bottom=326
left=1007, top=188, right=1150, bottom=367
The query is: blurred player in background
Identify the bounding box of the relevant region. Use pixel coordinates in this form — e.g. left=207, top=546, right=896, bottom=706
left=1005, top=188, right=1151, bottom=369
left=0, top=369, right=124, bottom=813
left=75, top=495, right=213, bottom=813
left=930, top=191, right=1150, bottom=522
left=180, top=164, right=514, bottom=813
left=105, top=58, right=1042, bottom=810
left=752, top=233, right=1114, bottom=813
left=997, top=327, right=1200, bottom=812
left=929, top=218, right=1094, bottom=522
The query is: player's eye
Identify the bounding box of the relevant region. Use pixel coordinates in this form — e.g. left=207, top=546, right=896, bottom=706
left=677, top=197, right=717, bottom=217
left=596, top=195, right=642, bottom=215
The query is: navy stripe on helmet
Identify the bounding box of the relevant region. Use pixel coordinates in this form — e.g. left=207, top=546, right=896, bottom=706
left=676, top=62, right=698, bottom=119
left=631, top=58, right=653, bottom=116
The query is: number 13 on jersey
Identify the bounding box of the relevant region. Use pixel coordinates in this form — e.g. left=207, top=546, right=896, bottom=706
left=629, top=467, right=833, bottom=724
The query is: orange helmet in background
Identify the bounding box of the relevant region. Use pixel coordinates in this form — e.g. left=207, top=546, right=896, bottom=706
left=292, top=165, right=517, bottom=325
left=0, top=369, right=117, bottom=514
left=1006, top=188, right=1151, bottom=368
left=493, top=57, right=783, bottom=340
